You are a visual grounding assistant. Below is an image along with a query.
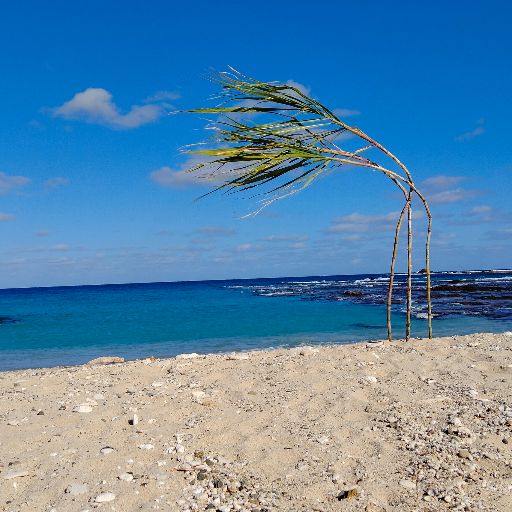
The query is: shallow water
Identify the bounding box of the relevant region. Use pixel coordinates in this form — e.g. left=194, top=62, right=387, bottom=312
left=1, top=270, right=511, bottom=370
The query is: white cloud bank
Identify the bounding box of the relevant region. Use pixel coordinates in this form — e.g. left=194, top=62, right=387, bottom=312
left=52, top=88, right=165, bottom=129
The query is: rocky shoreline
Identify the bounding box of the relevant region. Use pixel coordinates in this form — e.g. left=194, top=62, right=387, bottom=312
left=1, top=333, right=511, bottom=511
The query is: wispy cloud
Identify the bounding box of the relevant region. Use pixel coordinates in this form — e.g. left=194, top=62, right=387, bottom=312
left=144, top=90, right=180, bottom=103
left=455, top=120, right=485, bottom=142
left=195, top=226, right=236, bottom=236
left=44, top=176, right=70, bottom=190
left=0, top=212, right=15, bottom=222
left=326, top=212, right=402, bottom=234
left=421, top=175, right=466, bottom=188
left=261, top=234, right=308, bottom=242
left=35, top=230, right=50, bottom=237
left=51, top=88, right=165, bottom=129
left=428, top=188, right=479, bottom=204
left=0, top=171, right=31, bottom=194
left=470, top=205, right=492, bottom=215
left=235, top=243, right=261, bottom=252
left=421, top=174, right=480, bottom=204
left=150, top=165, right=210, bottom=188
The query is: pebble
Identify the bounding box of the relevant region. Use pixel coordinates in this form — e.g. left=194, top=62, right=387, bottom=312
left=138, top=443, right=154, bottom=450
left=118, top=472, right=134, bottom=482
left=100, top=447, right=115, bottom=455
left=65, top=483, right=89, bottom=496
left=95, top=492, right=116, bottom=503
left=458, top=449, right=472, bottom=459
left=129, top=414, right=139, bottom=426
left=366, top=376, right=378, bottom=383
left=73, top=404, right=93, bottom=413
left=399, top=479, right=417, bottom=490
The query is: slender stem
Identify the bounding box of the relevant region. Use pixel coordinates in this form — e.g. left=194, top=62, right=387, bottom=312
left=426, top=213, right=432, bottom=338
left=387, top=198, right=409, bottom=342
left=406, top=195, right=413, bottom=340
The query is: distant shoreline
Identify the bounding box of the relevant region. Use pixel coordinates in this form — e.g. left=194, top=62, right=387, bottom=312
left=1, top=268, right=511, bottom=292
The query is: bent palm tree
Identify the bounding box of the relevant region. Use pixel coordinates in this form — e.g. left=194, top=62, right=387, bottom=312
left=184, top=68, right=432, bottom=340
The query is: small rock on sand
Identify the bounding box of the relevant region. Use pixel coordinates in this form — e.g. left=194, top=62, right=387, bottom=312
left=73, top=404, right=93, bottom=413
left=399, top=479, right=417, bottom=490
left=95, top=492, right=116, bottom=503
left=65, top=483, right=89, bottom=496
left=118, top=472, right=134, bottom=481
left=86, top=356, right=124, bottom=366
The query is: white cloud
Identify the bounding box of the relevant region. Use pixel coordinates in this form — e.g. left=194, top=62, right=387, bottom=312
left=470, top=205, right=492, bottom=214
left=144, top=90, right=180, bottom=103
left=285, top=80, right=311, bottom=96
left=52, top=88, right=163, bottom=129
left=150, top=166, right=210, bottom=188
left=49, top=244, right=71, bottom=252
left=326, top=210, right=425, bottom=236
left=420, top=174, right=480, bottom=204
left=235, top=243, right=260, bottom=252
left=455, top=122, right=485, bottom=142
left=195, top=226, right=236, bottom=236
left=326, top=212, right=400, bottom=234
left=421, top=175, right=466, bottom=188
left=0, top=171, right=31, bottom=194
left=262, top=234, right=308, bottom=242
left=428, top=188, right=478, bottom=204
left=44, top=176, right=70, bottom=190
left=0, top=212, right=15, bottom=222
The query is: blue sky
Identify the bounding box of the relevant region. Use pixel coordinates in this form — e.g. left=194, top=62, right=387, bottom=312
left=1, top=0, right=511, bottom=288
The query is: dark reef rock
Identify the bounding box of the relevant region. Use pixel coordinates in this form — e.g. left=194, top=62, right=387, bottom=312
left=0, top=315, right=18, bottom=325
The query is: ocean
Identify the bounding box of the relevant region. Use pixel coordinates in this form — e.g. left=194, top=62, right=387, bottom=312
left=1, top=270, right=511, bottom=371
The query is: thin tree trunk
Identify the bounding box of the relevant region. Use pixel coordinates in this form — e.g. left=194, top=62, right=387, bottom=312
left=426, top=211, right=432, bottom=338
left=387, top=199, right=409, bottom=342
left=406, top=197, right=413, bottom=340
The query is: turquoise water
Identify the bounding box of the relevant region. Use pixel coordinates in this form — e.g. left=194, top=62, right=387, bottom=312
left=1, top=272, right=511, bottom=370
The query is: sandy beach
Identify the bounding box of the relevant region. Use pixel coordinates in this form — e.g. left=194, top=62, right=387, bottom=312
left=1, top=333, right=511, bottom=512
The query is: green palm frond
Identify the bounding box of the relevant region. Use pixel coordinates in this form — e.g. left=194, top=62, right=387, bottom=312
left=184, top=67, right=381, bottom=203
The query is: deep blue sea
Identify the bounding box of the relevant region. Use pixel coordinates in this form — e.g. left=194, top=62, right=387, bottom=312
left=1, top=270, right=511, bottom=371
